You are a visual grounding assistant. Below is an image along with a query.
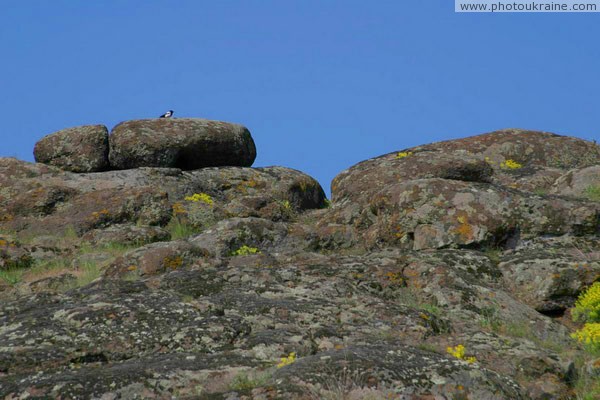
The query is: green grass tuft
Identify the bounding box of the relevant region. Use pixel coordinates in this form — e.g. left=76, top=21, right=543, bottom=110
left=166, top=218, right=201, bottom=240
left=584, top=185, right=600, bottom=202
left=0, top=267, right=23, bottom=285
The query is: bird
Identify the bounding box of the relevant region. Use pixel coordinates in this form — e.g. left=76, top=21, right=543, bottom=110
left=159, top=110, right=174, bottom=118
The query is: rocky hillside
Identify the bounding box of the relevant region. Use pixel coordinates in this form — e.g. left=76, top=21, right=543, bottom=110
left=1, top=122, right=599, bottom=399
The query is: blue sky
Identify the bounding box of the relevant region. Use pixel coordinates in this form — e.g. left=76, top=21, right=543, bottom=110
left=1, top=1, right=599, bottom=197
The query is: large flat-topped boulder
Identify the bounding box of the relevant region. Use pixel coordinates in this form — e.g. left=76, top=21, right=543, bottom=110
left=108, top=118, right=256, bottom=170
left=33, top=125, right=109, bottom=172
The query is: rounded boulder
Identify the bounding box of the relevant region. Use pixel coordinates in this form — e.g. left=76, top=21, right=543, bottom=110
left=33, top=125, right=109, bottom=172
left=108, top=118, right=257, bottom=170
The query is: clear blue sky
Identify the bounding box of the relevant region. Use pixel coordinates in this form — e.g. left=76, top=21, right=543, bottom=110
left=1, top=1, right=599, bottom=197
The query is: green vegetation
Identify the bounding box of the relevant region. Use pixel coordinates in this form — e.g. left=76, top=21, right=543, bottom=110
left=479, top=305, right=502, bottom=332
left=74, top=261, right=102, bottom=287
left=280, top=200, right=291, bottom=210
left=417, top=343, right=440, bottom=353
left=483, top=247, right=502, bottom=265
left=499, top=320, right=563, bottom=352
left=0, top=267, right=22, bottom=285
left=169, top=194, right=218, bottom=238
left=584, top=185, right=600, bottom=202
left=229, top=370, right=271, bottom=391
left=166, top=217, right=201, bottom=240
left=0, top=239, right=140, bottom=288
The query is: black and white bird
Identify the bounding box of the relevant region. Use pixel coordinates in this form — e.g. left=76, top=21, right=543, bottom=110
left=159, top=110, right=174, bottom=118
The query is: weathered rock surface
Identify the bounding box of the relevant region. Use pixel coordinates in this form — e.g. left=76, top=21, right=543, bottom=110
left=33, top=125, right=109, bottom=172
left=552, top=165, right=600, bottom=199
left=109, top=118, right=257, bottom=170
left=327, top=129, right=600, bottom=251
left=81, top=224, right=171, bottom=246
left=1, top=127, right=599, bottom=399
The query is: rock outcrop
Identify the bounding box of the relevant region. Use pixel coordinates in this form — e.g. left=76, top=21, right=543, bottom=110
left=325, top=129, right=600, bottom=251
left=109, top=118, right=257, bottom=170
left=33, top=125, right=109, bottom=172
left=2, top=125, right=600, bottom=399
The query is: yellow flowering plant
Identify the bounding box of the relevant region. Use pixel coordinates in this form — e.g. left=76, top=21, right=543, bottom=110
left=231, top=245, right=260, bottom=256
left=571, top=282, right=600, bottom=350
left=447, top=344, right=476, bottom=364
left=395, top=151, right=413, bottom=159
left=572, top=282, right=600, bottom=323
left=277, top=352, right=296, bottom=368
left=184, top=193, right=214, bottom=206
left=500, top=159, right=522, bottom=169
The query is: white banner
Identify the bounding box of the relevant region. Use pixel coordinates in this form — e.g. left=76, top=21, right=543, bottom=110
left=456, top=0, right=600, bottom=12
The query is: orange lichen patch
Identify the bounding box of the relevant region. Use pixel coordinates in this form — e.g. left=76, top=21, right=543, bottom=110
left=163, top=256, right=183, bottom=270
left=385, top=271, right=404, bottom=285
left=0, top=214, right=14, bottom=222
left=453, top=214, right=474, bottom=241
left=0, top=239, right=7, bottom=247
left=90, top=209, right=110, bottom=220
left=127, top=265, right=138, bottom=271
left=236, top=176, right=266, bottom=194
left=172, top=202, right=186, bottom=215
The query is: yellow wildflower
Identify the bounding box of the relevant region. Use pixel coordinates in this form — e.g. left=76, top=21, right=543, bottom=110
left=184, top=193, right=214, bottom=206
left=277, top=352, right=296, bottom=368
left=500, top=159, right=522, bottom=169
left=395, top=151, right=413, bottom=159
